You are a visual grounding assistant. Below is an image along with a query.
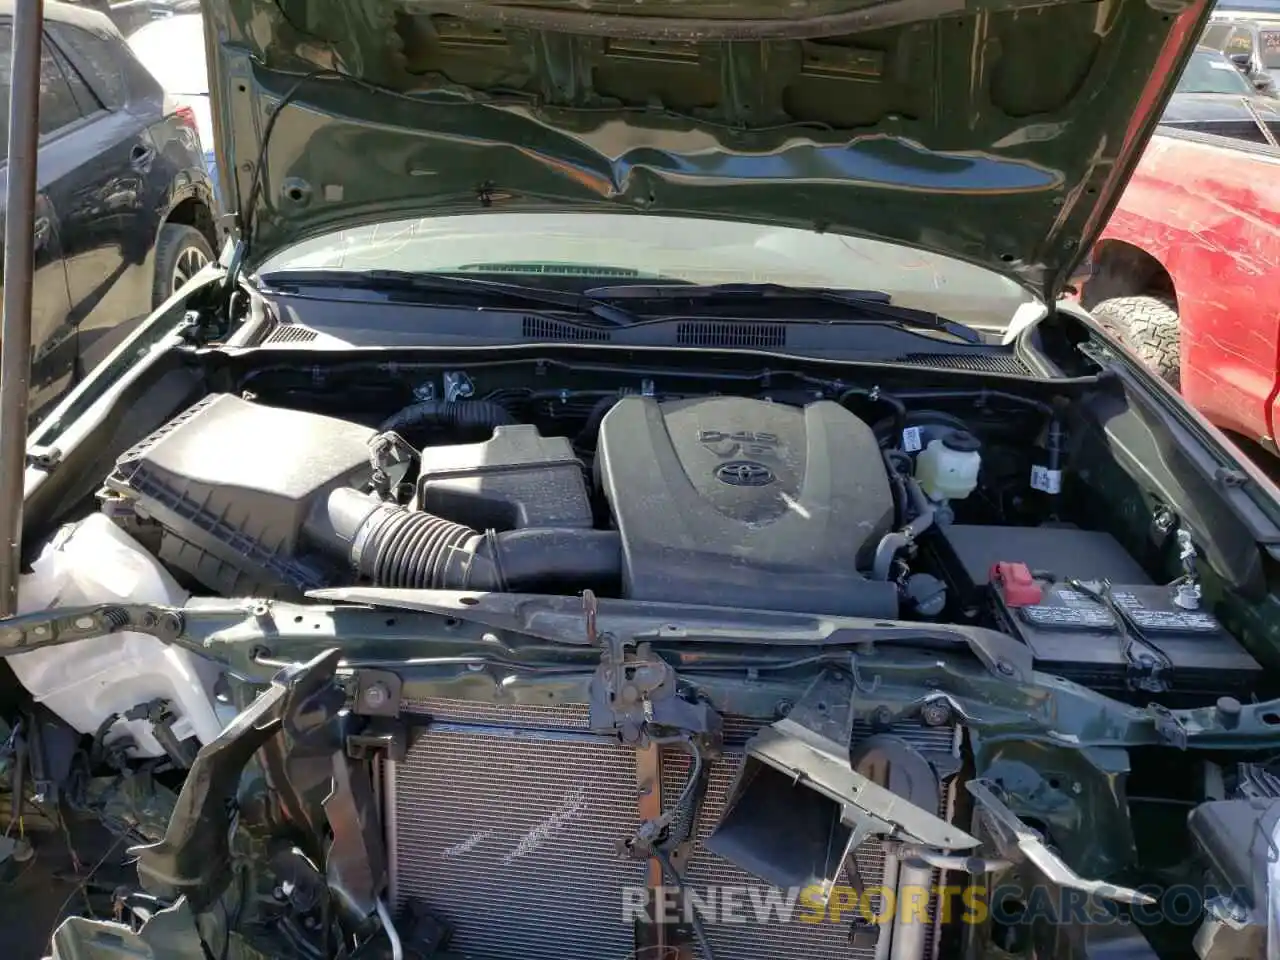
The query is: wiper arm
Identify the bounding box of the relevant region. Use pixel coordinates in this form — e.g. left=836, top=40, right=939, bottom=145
left=1239, top=95, right=1280, bottom=148
left=258, top=268, right=642, bottom=326
left=585, top=281, right=984, bottom=344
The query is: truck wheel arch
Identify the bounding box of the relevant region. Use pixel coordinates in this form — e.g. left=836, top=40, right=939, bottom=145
left=1081, top=239, right=1177, bottom=311
left=1081, top=239, right=1181, bottom=387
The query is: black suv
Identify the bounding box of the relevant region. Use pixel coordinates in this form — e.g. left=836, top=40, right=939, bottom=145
left=1159, top=45, right=1280, bottom=143
left=0, top=0, right=218, bottom=421
left=1201, top=14, right=1280, bottom=95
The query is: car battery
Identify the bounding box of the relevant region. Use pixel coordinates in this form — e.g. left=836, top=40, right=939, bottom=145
left=927, top=523, right=1153, bottom=609
left=987, top=565, right=1263, bottom=704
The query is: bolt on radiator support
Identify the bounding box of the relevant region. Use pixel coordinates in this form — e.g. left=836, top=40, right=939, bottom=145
left=634, top=741, right=674, bottom=957
left=382, top=754, right=399, bottom=908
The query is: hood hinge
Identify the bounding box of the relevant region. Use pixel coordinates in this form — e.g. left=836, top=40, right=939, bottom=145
left=223, top=236, right=247, bottom=293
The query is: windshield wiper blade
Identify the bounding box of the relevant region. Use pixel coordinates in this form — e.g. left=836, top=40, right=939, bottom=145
left=585, top=282, right=984, bottom=343
left=258, top=268, right=642, bottom=326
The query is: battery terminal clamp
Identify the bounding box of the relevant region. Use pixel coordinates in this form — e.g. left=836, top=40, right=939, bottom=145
left=1064, top=578, right=1173, bottom=693
left=991, top=562, right=1043, bottom=607
left=1171, top=529, right=1202, bottom=611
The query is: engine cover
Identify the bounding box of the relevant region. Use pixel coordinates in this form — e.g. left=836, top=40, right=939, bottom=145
left=596, top=396, right=897, bottom=616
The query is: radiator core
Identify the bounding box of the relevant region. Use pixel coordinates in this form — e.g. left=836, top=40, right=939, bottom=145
left=389, top=698, right=956, bottom=960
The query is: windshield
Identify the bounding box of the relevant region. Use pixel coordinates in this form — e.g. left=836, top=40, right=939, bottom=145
left=257, top=214, right=1038, bottom=327
left=1176, top=48, right=1256, bottom=93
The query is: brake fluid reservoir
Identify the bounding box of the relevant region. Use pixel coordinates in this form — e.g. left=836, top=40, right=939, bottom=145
left=915, top=430, right=982, bottom=502
left=12, top=513, right=223, bottom=758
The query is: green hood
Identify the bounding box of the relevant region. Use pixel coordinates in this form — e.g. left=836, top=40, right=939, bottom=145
left=203, top=0, right=1213, bottom=299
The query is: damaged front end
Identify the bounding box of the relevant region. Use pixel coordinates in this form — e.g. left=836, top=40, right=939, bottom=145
left=0, top=0, right=1272, bottom=950
left=6, top=588, right=1280, bottom=960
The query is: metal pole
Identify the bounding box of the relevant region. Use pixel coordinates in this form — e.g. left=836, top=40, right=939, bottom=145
left=0, top=0, right=45, bottom=617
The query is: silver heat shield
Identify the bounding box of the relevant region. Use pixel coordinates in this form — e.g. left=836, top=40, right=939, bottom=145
left=389, top=698, right=958, bottom=960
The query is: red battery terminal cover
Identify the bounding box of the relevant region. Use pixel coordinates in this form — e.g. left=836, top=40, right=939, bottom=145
left=991, top=561, right=1043, bottom=607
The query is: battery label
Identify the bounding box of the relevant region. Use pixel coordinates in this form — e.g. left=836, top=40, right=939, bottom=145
left=1125, top=609, right=1220, bottom=632
left=1111, top=590, right=1220, bottom=632
left=1054, top=589, right=1099, bottom=607
left=1019, top=605, right=1114, bottom=629
left=1016, top=586, right=1222, bottom=633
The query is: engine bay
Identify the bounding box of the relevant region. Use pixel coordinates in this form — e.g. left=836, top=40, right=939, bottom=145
left=10, top=351, right=1280, bottom=960
left=93, top=370, right=1264, bottom=705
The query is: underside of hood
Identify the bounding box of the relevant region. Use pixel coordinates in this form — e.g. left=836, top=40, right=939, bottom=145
left=204, top=0, right=1213, bottom=298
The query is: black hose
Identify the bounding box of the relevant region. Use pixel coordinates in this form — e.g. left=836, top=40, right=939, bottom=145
left=379, top=399, right=515, bottom=440
left=882, top=449, right=910, bottom=522
left=873, top=409, right=971, bottom=450
left=656, top=850, right=718, bottom=960
left=575, top=395, right=621, bottom=450
left=837, top=387, right=907, bottom=437
left=872, top=474, right=936, bottom=580
left=891, top=388, right=1054, bottom=415
left=1045, top=417, right=1065, bottom=473
left=360, top=506, right=475, bottom=588
left=306, top=487, right=621, bottom=591
left=485, top=528, right=622, bottom=589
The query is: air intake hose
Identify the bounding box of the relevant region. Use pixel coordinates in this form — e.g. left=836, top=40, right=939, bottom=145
left=379, top=400, right=515, bottom=440
left=307, top=487, right=621, bottom=591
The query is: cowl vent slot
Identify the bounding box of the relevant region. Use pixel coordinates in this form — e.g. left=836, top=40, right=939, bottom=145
left=676, top=321, right=787, bottom=348
left=521, top=316, right=612, bottom=342
left=265, top=323, right=320, bottom=344
left=895, top=352, right=1030, bottom=375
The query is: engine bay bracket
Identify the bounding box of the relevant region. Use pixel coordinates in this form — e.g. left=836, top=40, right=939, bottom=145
left=0, top=602, right=184, bottom=652
left=323, top=750, right=387, bottom=921
left=306, top=587, right=1035, bottom=681
left=706, top=670, right=977, bottom=896
left=1149, top=703, right=1189, bottom=750
left=351, top=668, right=402, bottom=717
left=131, top=648, right=346, bottom=910
left=588, top=632, right=722, bottom=745
left=966, top=777, right=1155, bottom=905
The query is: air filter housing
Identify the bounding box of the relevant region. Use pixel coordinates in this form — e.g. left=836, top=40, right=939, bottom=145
left=103, top=393, right=375, bottom=596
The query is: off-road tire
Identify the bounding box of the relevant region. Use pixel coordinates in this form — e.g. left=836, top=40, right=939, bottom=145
left=152, top=223, right=215, bottom=308
left=1090, top=295, right=1181, bottom=389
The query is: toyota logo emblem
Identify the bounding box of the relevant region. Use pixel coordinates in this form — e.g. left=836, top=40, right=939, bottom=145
left=715, top=460, right=775, bottom=487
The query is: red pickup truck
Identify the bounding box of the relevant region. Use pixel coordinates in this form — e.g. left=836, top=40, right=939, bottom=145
left=1082, top=49, right=1280, bottom=454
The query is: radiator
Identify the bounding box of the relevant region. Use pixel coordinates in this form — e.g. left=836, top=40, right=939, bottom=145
left=388, top=698, right=957, bottom=960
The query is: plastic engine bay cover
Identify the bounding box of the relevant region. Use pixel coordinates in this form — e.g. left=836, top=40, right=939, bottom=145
left=596, top=396, right=898, bottom=617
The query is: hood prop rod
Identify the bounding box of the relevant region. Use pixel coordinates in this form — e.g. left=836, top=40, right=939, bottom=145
left=0, top=0, right=46, bottom=617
